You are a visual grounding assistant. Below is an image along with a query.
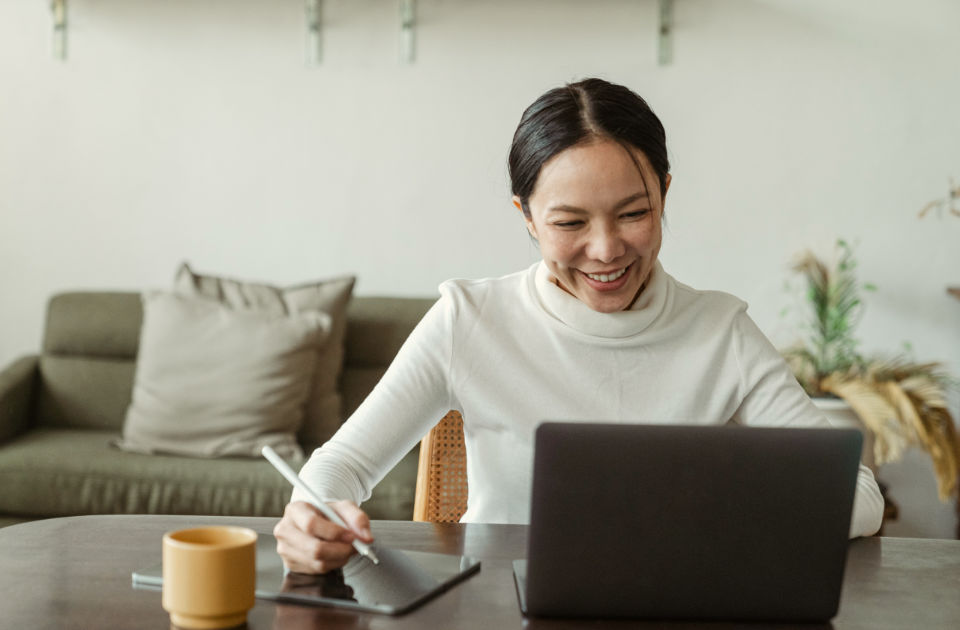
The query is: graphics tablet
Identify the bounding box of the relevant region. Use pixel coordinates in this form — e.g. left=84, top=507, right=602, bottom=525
left=133, top=533, right=480, bottom=615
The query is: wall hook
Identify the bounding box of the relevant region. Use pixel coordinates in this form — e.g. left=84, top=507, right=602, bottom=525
left=51, top=0, right=67, bottom=60
left=305, top=0, right=322, bottom=65
left=400, top=0, right=415, bottom=64
left=658, top=0, right=673, bottom=66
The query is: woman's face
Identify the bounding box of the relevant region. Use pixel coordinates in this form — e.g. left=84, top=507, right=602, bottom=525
left=517, top=139, right=671, bottom=313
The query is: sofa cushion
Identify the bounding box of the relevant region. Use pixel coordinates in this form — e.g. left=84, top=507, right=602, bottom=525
left=340, top=297, right=436, bottom=418
left=37, top=356, right=136, bottom=430
left=175, top=264, right=355, bottom=449
left=343, top=297, right=437, bottom=367
left=116, top=292, right=329, bottom=459
left=37, top=293, right=142, bottom=430
left=0, top=429, right=296, bottom=517
left=42, top=292, right=143, bottom=358
left=0, top=429, right=419, bottom=520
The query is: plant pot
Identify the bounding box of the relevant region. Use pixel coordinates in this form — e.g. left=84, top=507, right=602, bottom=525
left=811, top=397, right=877, bottom=473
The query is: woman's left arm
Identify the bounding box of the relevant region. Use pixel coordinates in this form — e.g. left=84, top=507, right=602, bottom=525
left=730, top=311, right=884, bottom=538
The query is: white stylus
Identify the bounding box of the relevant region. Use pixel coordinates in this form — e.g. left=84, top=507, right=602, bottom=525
left=261, top=445, right=380, bottom=565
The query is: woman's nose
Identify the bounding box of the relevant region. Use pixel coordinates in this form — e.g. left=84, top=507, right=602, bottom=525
left=586, top=226, right=626, bottom=263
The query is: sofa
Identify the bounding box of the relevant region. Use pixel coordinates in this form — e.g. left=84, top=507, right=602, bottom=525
left=0, top=291, right=435, bottom=529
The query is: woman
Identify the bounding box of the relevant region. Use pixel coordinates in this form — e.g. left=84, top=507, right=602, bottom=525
left=275, top=78, right=884, bottom=574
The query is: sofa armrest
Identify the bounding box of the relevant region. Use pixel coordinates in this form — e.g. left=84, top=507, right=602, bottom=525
left=0, top=355, right=39, bottom=444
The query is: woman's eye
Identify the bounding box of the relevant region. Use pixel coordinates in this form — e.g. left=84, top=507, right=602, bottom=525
left=552, top=220, right=583, bottom=228
left=622, top=209, right=650, bottom=220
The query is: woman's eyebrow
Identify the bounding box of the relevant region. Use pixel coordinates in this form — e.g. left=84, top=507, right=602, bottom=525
left=547, top=192, right=649, bottom=214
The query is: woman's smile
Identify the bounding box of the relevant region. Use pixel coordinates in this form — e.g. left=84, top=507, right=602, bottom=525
left=584, top=265, right=628, bottom=283
left=580, top=263, right=632, bottom=290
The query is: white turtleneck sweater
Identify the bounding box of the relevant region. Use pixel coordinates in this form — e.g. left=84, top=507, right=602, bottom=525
left=295, top=261, right=884, bottom=538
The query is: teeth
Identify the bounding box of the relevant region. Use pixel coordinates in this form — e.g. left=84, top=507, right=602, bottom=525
left=586, top=268, right=627, bottom=283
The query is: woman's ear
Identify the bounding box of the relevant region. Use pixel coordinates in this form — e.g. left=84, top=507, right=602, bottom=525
left=513, top=196, right=539, bottom=240
left=660, top=173, right=672, bottom=219
left=525, top=218, right=538, bottom=241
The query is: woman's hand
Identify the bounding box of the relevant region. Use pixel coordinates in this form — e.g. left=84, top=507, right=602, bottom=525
left=273, top=500, right=374, bottom=574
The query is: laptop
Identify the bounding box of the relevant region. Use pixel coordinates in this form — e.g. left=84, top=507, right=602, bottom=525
left=513, top=422, right=862, bottom=622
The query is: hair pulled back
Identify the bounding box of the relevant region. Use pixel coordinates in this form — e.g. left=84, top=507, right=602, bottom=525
left=508, top=78, right=670, bottom=217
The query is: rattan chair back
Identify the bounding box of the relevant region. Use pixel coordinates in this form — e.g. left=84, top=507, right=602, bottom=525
left=413, top=410, right=468, bottom=522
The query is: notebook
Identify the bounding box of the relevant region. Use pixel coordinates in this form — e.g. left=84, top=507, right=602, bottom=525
left=133, top=533, right=480, bottom=615
left=513, top=422, right=863, bottom=622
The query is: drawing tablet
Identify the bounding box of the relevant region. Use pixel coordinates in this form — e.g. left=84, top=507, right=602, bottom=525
left=132, top=534, right=480, bottom=615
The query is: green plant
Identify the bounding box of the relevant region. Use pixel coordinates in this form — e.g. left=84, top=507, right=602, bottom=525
left=782, top=239, right=960, bottom=500
left=783, top=239, right=873, bottom=396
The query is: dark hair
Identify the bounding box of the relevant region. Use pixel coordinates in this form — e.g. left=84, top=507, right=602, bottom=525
left=508, top=78, right=670, bottom=217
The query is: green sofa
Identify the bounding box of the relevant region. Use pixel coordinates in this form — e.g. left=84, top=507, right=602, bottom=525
left=0, top=292, right=435, bottom=528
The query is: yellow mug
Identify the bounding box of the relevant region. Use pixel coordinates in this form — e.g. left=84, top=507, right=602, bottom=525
left=162, top=526, right=257, bottom=629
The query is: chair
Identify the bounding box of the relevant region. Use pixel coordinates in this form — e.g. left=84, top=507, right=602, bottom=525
left=413, top=410, right=468, bottom=522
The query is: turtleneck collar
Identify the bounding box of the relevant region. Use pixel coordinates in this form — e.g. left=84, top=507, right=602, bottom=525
left=531, top=259, right=671, bottom=339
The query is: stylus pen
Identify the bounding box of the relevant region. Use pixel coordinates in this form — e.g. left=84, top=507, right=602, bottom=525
left=261, top=445, right=380, bottom=565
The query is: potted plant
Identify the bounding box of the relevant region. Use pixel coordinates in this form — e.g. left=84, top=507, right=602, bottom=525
left=781, top=239, right=960, bottom=501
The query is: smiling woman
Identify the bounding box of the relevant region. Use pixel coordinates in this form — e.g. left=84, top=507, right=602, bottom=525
left=272, top=78, right=885, bottom=575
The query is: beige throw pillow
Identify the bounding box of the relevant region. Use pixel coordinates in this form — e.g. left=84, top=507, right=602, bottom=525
left=117, top=292, right=330, bottom=458
left=173, top=263, right=355, bottom=449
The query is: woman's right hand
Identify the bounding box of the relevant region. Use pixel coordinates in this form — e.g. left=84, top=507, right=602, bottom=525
left=273, top=500, right=374, bottom=574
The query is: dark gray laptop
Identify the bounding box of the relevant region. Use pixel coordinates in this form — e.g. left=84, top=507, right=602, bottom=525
left=513, top=422, right=862, bottom=622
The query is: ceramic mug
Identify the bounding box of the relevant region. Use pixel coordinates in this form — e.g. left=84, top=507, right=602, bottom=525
left=162, top=526, right=257, bottom=629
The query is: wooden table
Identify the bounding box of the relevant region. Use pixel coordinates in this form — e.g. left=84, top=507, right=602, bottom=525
left=1, top=515, right=959, bottom=629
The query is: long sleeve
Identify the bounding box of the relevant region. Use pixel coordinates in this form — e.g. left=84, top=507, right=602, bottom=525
left=293, top=295, right=456, bottom=506
left=731, top=311, right=884, bottom=538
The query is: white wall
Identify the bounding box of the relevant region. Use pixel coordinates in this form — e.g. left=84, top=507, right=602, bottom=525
left=2, top=0, right=959, bottom=536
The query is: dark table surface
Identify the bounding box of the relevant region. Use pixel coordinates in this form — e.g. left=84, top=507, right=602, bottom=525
left=1, top=514, right=959, bottom=630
